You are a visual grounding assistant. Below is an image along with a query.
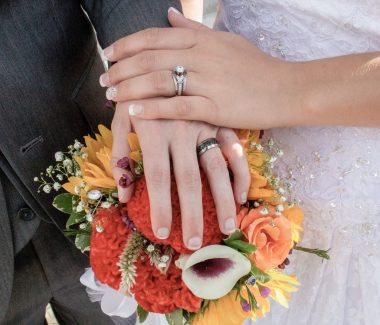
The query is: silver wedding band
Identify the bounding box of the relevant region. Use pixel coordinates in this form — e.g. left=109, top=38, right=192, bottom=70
left=197, top=138, right=220, bottom=157
left=172, top=66, right=187, bottom=96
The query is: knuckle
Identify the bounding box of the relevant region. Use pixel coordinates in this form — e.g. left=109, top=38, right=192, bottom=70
left=175, top=98, right=192, bottom=117
left=137, top=51, right=156, bottom=72
left=148, top=166, right=171, bottom=187
left=143, top=28, right=160, bottom=46
left=205, top=155, right=227, bottom=173
left=107, top=66, right=119, bottom=84
left=152, top=71, right=169, bottom=92
left=178, top=169, right=201, bottom=190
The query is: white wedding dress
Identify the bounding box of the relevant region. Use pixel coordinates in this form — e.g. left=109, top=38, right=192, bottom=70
left=215, top=1, right=380, bottom=324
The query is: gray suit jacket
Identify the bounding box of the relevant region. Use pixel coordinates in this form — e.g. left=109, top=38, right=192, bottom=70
left=0, top=0, right=180, bottom=320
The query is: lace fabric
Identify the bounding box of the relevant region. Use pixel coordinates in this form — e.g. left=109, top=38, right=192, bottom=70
left=215, top=1, right=380, bottom=324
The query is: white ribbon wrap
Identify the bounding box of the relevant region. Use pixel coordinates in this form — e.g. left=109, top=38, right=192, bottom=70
left=80, top=268, right=168, bottom=325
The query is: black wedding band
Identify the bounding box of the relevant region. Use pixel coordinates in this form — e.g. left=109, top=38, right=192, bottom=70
left=196, top=138, right=220, bottom=157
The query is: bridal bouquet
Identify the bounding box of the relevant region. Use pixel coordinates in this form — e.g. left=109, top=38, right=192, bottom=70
left=35, top=125, right=328, bottom=324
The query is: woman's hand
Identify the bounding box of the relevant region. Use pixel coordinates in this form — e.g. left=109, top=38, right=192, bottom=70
left=100, top=8, right=302, bottom=130
left=102, top=9, right=380, bottom=129
left=111, top=101, right=250, bottom=250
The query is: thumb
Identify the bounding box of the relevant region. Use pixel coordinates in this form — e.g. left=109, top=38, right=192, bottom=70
left=168, top=7, right=210, bottom=30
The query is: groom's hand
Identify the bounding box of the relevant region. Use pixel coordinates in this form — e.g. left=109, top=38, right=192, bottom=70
left=111, top=102, right=250, bottom=250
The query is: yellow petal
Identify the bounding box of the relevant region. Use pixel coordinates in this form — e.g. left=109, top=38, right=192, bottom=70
left=98, top=124, right=113, bottom=148
left=83, top=176, right=116, bottom=188
left=96, top=147, right=113, bottom=178
left=84, top=136, right=102, bottom=164
left=128, top=133, right=140, bottom=152
left=130, top=151, right=142, bottom=162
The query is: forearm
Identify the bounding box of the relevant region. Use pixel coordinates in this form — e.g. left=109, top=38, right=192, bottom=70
left=295, top=52, right=380, bottom=127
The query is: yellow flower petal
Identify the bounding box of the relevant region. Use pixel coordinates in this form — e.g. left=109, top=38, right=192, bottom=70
left=128, top=133, right=140, bottom=152
left=98, top=125, right=113, bottom=148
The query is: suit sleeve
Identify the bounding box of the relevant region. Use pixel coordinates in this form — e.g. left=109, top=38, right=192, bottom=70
left=80, top=0, right=182, bottom=48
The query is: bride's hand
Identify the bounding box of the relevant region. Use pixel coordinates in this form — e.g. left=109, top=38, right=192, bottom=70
left=111, top=101, right=250, bottom=250
left=100, top=9, right=303, bottom=130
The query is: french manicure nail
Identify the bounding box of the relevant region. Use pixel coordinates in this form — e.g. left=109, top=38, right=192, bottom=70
left=99, top=73, right=110, bottom=87
left=156, top=227, right=170, bottom=239
left=129, top=104, right=144, bottom=116
left=241, top=192, right=247, bottom=204
left=168, top=7, right=182, bottom=15
left=187, top=237, right=202, bottom=250
left=103, top=46, right=114, bottom=60
left=224, top=218, right=236, bottom=233
left=106, top=86, right=117, bottom=100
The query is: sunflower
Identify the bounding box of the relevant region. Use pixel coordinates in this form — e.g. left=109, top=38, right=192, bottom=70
left=62, top=125, right=116, bottom=195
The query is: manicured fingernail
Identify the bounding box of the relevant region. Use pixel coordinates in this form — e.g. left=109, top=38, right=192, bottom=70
left=129, top=104, right=144, bottom=116
left=241, top=192, right=247, bottom=204
left=187, top=237, right=202, bottom=250
left=224, top=218, right=236, bottom=233
left=99, top=73, right=110, bottom=87
left=106, top=86, right=117, bottom=100
left=156, top=227, right=170, bottom=239
left=168, top=7, right=182, bottom=15
left=103, top=46, right=114, bottom=60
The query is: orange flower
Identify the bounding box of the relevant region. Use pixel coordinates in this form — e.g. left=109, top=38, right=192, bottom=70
left=283, top=205, right=304, bottom=243
left=248, top=170, right=279, bottom=205
left=237, top=207, right=292, bottom=271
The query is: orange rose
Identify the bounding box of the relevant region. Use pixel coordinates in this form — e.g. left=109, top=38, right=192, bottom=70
left=237, top=207, right=292, bottom=271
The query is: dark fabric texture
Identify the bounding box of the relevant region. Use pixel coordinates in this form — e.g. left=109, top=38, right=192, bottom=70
left=0, top=0, right=182, bottom=321
left=2, top=221, right=134, bottom=325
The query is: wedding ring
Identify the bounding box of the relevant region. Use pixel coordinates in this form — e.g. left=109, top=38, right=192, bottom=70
left=197, top=138, right=220, bottom=157
left=172, top=66, right=187, bottom=96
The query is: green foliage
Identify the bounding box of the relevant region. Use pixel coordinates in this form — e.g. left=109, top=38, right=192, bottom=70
left=165, top=309, right=183, bottom=325
left=224, top=230, right=257, bottom=254
left=66, top=211, right=86, bottom=228
left=293, top=245, right=330, bottom=260
left=251, top=265, right=271, bottom=283
left=75, top=233, right=91, bottom=253
left=53, top=193, right=74, bottom=214
left=137, top=305, right=149, bottom=323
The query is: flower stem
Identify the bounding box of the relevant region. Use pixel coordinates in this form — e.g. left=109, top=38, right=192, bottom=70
left=293, top=245, right=330, bottom=260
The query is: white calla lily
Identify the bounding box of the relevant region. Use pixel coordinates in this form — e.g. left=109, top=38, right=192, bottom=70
left=176, top=245, right=251, bottom=300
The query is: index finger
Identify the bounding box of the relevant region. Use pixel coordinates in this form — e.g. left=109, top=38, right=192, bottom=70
left=103, top=28, right=199, bottom=62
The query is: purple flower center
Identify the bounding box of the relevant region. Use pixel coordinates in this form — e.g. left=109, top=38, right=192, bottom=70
left=260, top=286, right=271, bottom=298
left=190, top=258, right=234, bottom=279
left=116, top=157, right=130, bottom=169
left=119, top=174, right=133, bottom=188
left=241, top=300, right=251, bottom=312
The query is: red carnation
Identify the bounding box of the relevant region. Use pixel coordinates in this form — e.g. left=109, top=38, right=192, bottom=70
left=132, top=254, right=202, bottom=314
left=90, top=206, right=130, bottom=290
left=127, top=172, right=224, bottom=254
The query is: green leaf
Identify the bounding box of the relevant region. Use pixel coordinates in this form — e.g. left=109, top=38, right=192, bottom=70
left=53, top=193, right=74, bottom=214
left=165, top=309, right=183, bottom=325
left=251, top=265, right=271, bottom=283
left=226, top=240, right=257, bottom=254
left=66, top=211, right=86, bottom=228
left=137, top=305, right=149, bottom=323
left=224, top=229, right=243, bottom=244
left=75, top=233, right=91, bottom=253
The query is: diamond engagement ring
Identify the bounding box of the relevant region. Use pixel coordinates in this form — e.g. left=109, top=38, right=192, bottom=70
left=172, top=66, right=187, bottom=96
left=196, top=138, right=220, bottom=157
